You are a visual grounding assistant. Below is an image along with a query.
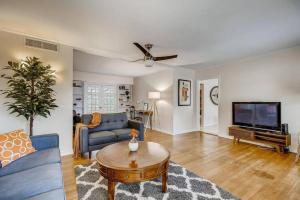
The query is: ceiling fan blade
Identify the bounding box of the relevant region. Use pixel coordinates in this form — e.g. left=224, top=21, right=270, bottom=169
left=130, top=58, right=144, bottom=62
left=133, top=42, right=152, bottom=57
left=153, top=55, right=178, bottom=61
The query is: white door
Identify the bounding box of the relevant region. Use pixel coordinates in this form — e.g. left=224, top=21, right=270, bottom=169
left=101, top=85, right=117, bottom=113
left=84, top=83, right=117, bottom=114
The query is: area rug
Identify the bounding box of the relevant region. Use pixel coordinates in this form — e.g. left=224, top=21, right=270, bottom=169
left=75, top=161, right=239, bottom=200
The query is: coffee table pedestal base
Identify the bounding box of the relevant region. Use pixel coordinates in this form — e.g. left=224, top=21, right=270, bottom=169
left=96, top=142, right=170, bottom=200
left=100, top=161, right=169, bottom=200
left=107, top=174, right=168, bottom=200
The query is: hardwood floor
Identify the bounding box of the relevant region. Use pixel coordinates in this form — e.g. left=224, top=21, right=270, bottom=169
left=62, top=131, right=300, bottom=200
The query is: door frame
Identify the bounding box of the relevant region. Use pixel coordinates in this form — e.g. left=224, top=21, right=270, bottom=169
left=199, top=83, right=204, bottom=128
left=196, top=79, right=220, bottom=133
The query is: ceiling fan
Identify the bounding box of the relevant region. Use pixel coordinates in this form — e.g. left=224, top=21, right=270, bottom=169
left=133, top=42, right=178, bottom=67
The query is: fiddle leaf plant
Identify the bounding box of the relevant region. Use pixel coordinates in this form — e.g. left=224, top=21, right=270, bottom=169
left=0, top=57, right=58, bottom=136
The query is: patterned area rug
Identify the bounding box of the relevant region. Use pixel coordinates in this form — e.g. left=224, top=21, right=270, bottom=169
left=75, top=161, right=239, bottom=200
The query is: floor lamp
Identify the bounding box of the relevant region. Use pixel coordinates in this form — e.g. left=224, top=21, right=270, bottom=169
left=145, top=91, right=160, bottom=135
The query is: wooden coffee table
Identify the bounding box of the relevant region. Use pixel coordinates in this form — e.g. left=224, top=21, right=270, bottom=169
left=96, top=141, right=170, bottom=200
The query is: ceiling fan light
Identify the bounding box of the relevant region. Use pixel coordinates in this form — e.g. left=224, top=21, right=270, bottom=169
left=145, top=58, right=154, bottom=67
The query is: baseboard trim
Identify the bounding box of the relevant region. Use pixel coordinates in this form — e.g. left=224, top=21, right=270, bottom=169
left=173, top=129, right=198, bottom=135
left=151, top=128, right=173, bottom=135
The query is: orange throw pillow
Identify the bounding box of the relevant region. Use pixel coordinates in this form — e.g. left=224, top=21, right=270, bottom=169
left=0, top=129, right=36, bottom=167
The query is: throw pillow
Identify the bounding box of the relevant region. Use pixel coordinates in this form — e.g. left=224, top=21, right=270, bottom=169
left=0, top=129, right=36, bottom=167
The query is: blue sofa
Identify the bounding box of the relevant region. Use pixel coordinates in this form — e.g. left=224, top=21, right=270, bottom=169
left=0, top=134, right=65, bottom=200
left=80, top=112, right=144, bottom=157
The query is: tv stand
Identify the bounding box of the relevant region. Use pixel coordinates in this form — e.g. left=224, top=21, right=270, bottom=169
left=229, top=126, right=291, bottom=153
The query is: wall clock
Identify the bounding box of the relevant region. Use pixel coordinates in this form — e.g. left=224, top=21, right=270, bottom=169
left=210, top=86, right=219, bottom=105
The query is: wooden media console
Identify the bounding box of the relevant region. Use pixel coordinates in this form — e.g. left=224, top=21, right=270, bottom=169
left=229, top=126, right=291, bottom=153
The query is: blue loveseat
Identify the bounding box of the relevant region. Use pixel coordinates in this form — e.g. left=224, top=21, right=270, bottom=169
left=80, top=112, right=144, bottom=157
left=0, top=134, right=65, bottom=200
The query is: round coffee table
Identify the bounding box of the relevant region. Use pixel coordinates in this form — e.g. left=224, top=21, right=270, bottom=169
left=96, top=141, right=170, bottom=200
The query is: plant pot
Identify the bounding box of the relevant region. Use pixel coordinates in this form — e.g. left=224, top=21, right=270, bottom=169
left=129, top=138, right=139, bottom=152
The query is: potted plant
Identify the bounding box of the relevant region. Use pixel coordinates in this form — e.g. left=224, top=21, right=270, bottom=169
left=129, top=129, right=139, bottom=151
left=0, top=57, right=58, bottom=136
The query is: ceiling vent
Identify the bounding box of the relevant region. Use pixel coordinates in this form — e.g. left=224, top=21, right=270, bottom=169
left=25, top=38, right=59, bottom=52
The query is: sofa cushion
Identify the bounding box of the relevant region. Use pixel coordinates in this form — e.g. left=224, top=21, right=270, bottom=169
left=89, top=131, right=116, bottom=145
left=0, top=148, right=60, bottom=177
left=30, top=134, right=59, bottom=151
left=112, top=128, right=131, bottom=141
left=0, top=163, right=64, bottom=200
left=0, top=129, right=36, bottom=167
left=26, top=189, right=65, bottom=200
left=86, top=113, right=129, bottom=133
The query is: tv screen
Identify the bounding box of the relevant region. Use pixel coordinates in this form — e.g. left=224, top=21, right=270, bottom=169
left=232, top=102, right=281, bottom=131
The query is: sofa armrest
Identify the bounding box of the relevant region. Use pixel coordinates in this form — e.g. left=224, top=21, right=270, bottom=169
left=128, top=120, right=144, bottom=141
left=80, top=127, right=89, bottom=153
left=30, top=133, right=59, bottom=151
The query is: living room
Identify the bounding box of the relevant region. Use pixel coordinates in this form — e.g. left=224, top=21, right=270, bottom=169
left=0, top=1, right=300, bottom=200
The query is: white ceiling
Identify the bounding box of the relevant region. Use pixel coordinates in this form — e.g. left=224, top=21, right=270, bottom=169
left=74, top=50, right=169, bottom=77
left=0, top=0, right=300, bottom=69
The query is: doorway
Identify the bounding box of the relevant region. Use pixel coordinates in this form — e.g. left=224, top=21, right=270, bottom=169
left=197, top=79, right=219, bottom=135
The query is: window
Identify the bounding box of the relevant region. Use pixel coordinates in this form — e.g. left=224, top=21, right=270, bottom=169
left=85, top=84, right=101, bottom=113
left=102, top=85, right=117, bottom=113
left=84, top=83, right=117, bottom=113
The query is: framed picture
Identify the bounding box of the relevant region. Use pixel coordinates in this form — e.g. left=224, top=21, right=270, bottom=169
left=178, top=79, right=191, bottom=106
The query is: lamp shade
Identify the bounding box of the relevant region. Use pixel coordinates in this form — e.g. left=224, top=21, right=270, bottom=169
left=148, top=91, right=160, bottom=99
left=145, top=59, right=155, bottom=67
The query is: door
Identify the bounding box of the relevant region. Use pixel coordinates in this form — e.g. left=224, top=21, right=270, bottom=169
left=84, top=83, right=117, bottom=114
left=199, top=83, right=204, bottom=128
left=101, top=85, right=117, bottom=113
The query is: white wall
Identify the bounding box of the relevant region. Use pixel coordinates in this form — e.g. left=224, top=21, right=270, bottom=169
left=73, top=70, right=133, bottom=85
left=133, top=67, right=197, bottom=135
left=0, top=31, right=73, bottom=155
left=173, top=68, right=197, bottom=134
left=199, top=79, right=219, bottom=127
left=195, top=46, right=300, bottom=152
left=133, top=69, right=174, bottom=134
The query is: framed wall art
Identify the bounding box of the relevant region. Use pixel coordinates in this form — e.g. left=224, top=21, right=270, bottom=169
left=178, top=79, right=191, bottom=106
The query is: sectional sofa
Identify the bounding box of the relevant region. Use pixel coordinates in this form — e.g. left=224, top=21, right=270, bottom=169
left=0, top=134, right=65, bottom=200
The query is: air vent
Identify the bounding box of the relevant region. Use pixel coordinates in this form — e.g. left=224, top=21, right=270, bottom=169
left=25, top=38, right=59, bottom=52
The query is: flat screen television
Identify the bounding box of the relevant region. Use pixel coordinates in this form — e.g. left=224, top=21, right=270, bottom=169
left=232, top=102, right=281, bottom=131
